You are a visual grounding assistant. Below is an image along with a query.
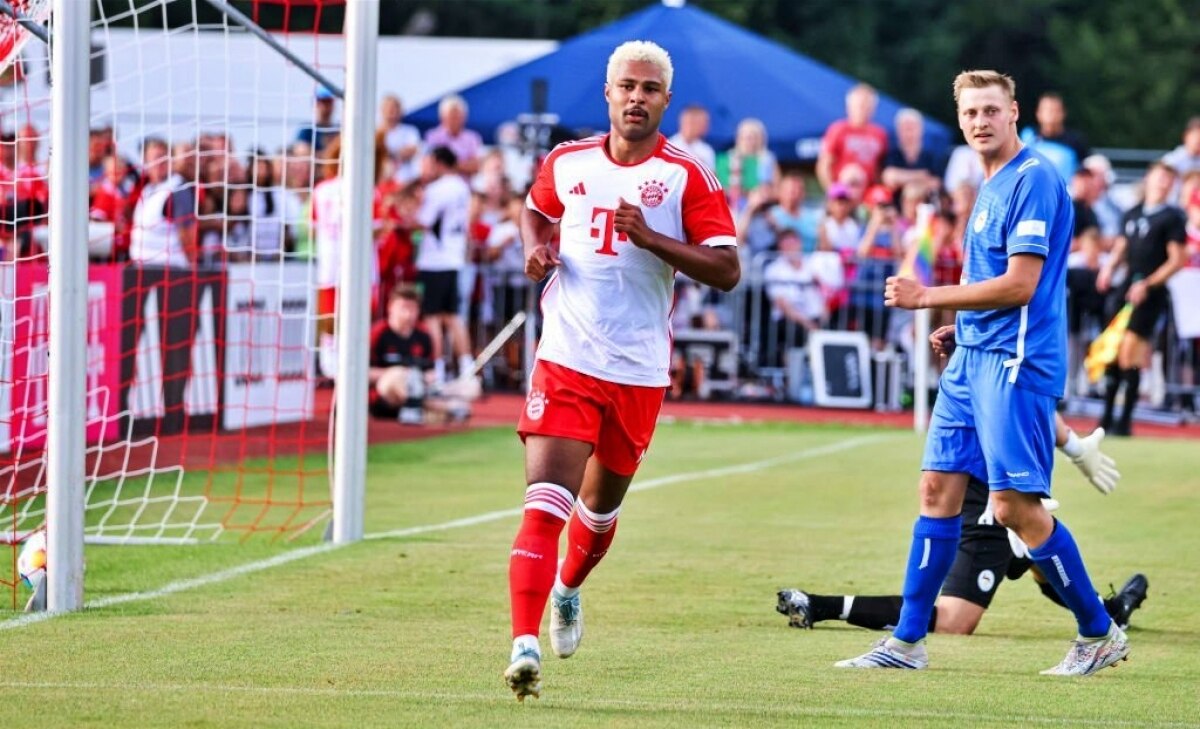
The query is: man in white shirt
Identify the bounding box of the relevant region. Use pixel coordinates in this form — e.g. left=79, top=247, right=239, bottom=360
left=129, top=138, right=197, bottom=268
left=415, top=146, right=474, bottom=379
left=504, top=40, right=739, bottom=702
left=379, top=94, right=422, bottom=183
left=668, top=104, right=716, bottom=172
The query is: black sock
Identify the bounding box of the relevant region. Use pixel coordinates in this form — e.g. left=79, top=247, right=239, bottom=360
left=1118, top=367, right=1140, bottom=431
left=1038, top=578, right=1068, bottom=609
left=844, top=595, right=906, bottom=631
left=1102, top=595, right=1121, bottom=620
left=1101, top=363, right=1121, bottom=427
left=806, top=594, right=845, bottom=623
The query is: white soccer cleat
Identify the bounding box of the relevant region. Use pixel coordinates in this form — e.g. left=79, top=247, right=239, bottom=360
left=1040, top=622, right=1129, bottom=676
left=835, top=637, right=928, bottom=669
left=504, top=644, right=542, bottom=702
left=549, top=589, right=583, bottom=658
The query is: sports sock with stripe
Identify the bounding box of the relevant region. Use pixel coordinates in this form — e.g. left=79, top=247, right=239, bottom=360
left=556, top=502, right=619, bottom=596
left=509, top=483, right=573, bottom=639
left=1028, top=519, right=1112, bottom=638
left=893, top=514, right=961, bottom=643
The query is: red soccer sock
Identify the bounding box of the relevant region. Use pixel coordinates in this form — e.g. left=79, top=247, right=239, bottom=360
left=509, top=483, right=574, bottom=639
left=558, top=502, right=620, bottom=590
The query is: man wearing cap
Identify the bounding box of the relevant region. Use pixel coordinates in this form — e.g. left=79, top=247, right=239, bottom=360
left=295, top=86, right=340, bottom=154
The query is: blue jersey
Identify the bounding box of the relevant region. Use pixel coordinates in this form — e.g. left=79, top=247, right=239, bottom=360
left=955, top=147, right=1070, bottom=398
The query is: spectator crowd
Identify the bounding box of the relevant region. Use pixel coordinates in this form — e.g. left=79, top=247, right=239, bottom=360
left=3, top=82, right=1196, bottom=428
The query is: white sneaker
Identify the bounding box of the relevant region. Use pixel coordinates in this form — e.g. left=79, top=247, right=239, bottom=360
left=504, top=642, right=542, bottom=702
left=1040, top=622, right=1129, bottom=676
left=835, top=637, right=928, bottom=669
left=549, top=589, right=583, bottom=658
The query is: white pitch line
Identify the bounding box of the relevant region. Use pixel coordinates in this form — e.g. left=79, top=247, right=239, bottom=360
left=0, top=681, right=1190, bottom=728
left=363, top=434, right=891, bottom=541
left=0, top=433, right=891, bottom=631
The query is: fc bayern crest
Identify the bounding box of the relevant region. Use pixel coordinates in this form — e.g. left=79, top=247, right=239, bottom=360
left=639, top=180, right=668, bottom=208
left=525, top=389, right=547, bottom=421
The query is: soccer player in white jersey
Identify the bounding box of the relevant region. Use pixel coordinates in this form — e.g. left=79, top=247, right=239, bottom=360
left=838, top=70, right=1129, bottom=676
left=503, top=40, right=740, bottom=700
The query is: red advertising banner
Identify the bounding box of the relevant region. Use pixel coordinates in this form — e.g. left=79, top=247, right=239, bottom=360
left=6, top=264, right=124, bottom=451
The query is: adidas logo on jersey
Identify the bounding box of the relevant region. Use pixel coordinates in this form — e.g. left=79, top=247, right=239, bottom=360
left=569, top=182, right=587, bottom=195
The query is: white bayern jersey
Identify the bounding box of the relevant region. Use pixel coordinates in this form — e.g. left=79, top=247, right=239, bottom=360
left=312, top=176, right=381, bottom=289
left=526, top=133, right=737, bottom=387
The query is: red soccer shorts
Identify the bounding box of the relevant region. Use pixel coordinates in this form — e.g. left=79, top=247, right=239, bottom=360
left=517, top=360, right=667, bottom=477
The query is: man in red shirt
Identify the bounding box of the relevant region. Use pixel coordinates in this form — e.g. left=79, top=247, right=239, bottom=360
left=504, top=39, right=739, bottom=701
left=817, top=83, right=890, bottom=190
left=89, top=155, right=140, bottom=260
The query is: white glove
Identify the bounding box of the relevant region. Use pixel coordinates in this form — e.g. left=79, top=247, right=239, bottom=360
left=1006, top=498, right=1059, bottom=559
left=1069, top=427, right=1120, bottom=495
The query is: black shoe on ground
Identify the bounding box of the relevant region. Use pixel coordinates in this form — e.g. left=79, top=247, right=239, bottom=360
left=776, top=589, right=814, bottom=629
left=1105, top=573, right=1148, bottom=630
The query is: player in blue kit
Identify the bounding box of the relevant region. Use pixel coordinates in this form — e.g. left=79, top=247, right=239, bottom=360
left=837, top=70, right=1129, bottom=676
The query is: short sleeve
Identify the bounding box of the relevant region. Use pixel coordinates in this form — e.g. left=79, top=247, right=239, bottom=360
left=168, top=186, right=196, bottom=227
left=820, top=121, right=845, bottom=157
left=1166, top=209, right=1187, bottom=245
left=368, top=321, right=388, bottom=367
left=525, top=152, right=564, bottom=222
left=416, top=183, right=440, bottom=228
left=681, top=163, right=736, bottom=247
left=1005, top=172, right=1058, bottom=258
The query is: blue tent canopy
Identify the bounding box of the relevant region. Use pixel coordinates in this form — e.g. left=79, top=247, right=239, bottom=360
left=408, top=2, right=953, bottom=162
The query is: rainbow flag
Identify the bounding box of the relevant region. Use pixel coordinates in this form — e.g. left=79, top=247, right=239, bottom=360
left=1085, top=304, right=1133, bottom=383
left=900, top=203, right=936, bottom=285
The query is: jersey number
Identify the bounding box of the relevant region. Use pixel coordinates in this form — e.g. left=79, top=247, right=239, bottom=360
left=590, top=207, right=628, bottom=257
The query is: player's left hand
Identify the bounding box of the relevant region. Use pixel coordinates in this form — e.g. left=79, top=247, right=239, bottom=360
left=884, top=275, right=926, bottom=309
left=614, top=198, right=656, bottom=248
left=1070, top=427, right=1120, bottom=495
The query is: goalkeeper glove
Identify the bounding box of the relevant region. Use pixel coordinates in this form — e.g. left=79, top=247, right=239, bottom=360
left=1062, top=427, right=1120, bottom=495
left=1007, top=498, right=1060, bottom=559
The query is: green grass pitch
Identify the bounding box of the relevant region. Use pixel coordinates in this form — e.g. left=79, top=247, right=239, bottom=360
left=1, top=422, right=1198, bottom=728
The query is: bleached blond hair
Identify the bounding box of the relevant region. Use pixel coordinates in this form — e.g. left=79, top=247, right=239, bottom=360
left=606, top=41, right=673, bottom=91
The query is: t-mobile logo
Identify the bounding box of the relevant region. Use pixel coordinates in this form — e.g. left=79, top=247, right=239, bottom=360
left=1051, top=555, right=1071, bottom=587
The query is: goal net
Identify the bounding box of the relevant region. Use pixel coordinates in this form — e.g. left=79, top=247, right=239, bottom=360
left=2, top=0, right=352, bottom=608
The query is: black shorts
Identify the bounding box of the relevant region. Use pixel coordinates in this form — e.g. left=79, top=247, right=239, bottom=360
left=1125, top=287, right=1168, bottom=340
left=369, top=398, right=401, bottom=419
left=940, top=479, right=1017, bottom=609
left=418, top=269, right=460, bottom=316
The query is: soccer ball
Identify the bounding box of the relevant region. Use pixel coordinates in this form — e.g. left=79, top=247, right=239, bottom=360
left=17, top=531, right=47, bottom=589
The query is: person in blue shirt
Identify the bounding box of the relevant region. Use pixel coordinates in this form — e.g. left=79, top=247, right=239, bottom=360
left=837, top=70, right=1129, bottom=676
left=1019, top=92, right=1090, bottom=181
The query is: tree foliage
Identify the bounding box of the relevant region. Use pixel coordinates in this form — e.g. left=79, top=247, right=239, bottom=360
left=91, top=0, right=1199, bottom=148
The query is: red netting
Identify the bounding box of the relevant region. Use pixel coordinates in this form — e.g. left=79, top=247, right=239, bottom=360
left=3, top=0, right=350, bottom=609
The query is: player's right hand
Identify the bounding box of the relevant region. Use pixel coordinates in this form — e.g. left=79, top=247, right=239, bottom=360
left=929, top=325, right=956, bottom=358
left=1070, top=427, right=1120, bottom=495
left=525, top=244, right=561, bottom=282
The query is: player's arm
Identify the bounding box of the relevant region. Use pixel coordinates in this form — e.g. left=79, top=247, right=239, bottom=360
left=886, top=253, right=1042, bottom=310
left=520, top=206, right=560, bottom=282
left=1136, top=240, right=1187, bottom=291
left=614, top=197, right=740, bottom=291
left=522, top=152, right=566, bottom=282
